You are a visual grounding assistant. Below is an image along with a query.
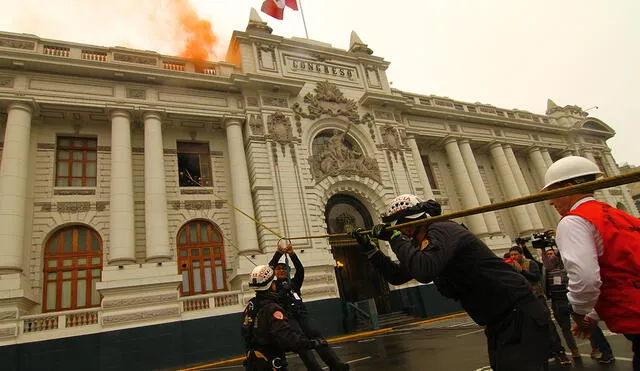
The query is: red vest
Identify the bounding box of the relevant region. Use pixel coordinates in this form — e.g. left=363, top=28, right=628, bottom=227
left=565, top=200, right=640, bottom=333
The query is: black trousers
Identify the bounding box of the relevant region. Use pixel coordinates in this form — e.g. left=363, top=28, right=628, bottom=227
left=485, top=296, right=552, bottom=371
left=289, top=316, right=345, bottom=370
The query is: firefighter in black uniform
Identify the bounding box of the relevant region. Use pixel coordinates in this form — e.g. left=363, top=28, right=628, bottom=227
left=350, top=194, right=552, bottom=371
left=269, top=240, right=349, bottom=371
left=242, top=265, right=326, bottom=371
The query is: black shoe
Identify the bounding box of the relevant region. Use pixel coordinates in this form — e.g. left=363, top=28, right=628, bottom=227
left=598, top=355, right=615, bottom=365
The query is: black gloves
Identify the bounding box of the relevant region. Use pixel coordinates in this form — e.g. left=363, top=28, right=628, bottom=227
left=349, top=228, right=379, bottom=258
left=371, top=223, right=401, bottom=241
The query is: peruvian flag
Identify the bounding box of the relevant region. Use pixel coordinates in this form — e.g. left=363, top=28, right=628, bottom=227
left=261, top=0, right=298, bottom=20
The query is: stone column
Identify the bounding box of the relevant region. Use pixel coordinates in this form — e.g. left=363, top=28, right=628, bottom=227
left=444, top=138, right=487, bottom=234
left=143, top=112, right=171, bottom=262
left=528, top=147, right=547, bottom=189
left=489, top=142, right=534, bottom=234
left=504, top=145, right=543, bottom=230
left=406, top=136, right=434, bottom=199
left=458, top=140, right=500, bottom=234
left=603, top=151, right=638, bottom=216
left=542, top=149, right=555, bottom=167
left=225, top=118, right=259, bottom=253
left=0, top=102, right=33, bottom=273
left=582, top=150, right=615, bottom=206
left=109, top=110, right=136, bottom=264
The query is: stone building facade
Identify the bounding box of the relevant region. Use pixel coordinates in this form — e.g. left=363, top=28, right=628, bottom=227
left=0, top=9, right=636, bottom=371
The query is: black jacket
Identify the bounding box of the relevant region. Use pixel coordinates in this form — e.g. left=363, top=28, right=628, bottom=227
left=269, top=252, right=306, bottom=318
left=242, top=293, right=312, bottom=356
left=370, top=220, right=533, bottom=326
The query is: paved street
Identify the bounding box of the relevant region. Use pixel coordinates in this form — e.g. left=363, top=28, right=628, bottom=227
left=198, top=315, right=635, bottom=370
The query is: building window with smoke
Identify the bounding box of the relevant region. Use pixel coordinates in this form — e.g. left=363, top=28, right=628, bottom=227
left=420, top=155, right=438, bottom=189
left=55, top=137, right=98, bottom=187
left=177, top=220, right=227, bottom=296
left=43, top=225, right=103, bottom=312
left=177, top=142, right=213, bottom=187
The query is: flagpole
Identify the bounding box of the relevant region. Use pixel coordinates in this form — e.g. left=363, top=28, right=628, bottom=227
left=298, top=0, right=309, bottom=39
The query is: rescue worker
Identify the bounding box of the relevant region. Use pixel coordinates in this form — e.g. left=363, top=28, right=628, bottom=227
left=242, top=265, right=326, bottom=371
left=351, top=195, right=552, bottom=371
left=543, top=156, right=640, bottom=370
left=509, top=246, right=572, bottom=366
left=269, top=241, right=349, bottom=371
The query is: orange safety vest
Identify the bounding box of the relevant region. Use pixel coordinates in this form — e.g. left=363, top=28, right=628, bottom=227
left=565, top=200, right=640, bottom=334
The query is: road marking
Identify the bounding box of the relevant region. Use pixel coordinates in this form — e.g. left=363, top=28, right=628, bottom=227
left=357, top=338, right=376, bottom=343
left=456, top=329, right=485, bottom=337
left=322, top=356, right=372, bottom=370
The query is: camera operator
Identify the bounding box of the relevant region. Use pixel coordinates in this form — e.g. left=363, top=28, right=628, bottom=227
left=509, top=245, right=571, bottom=365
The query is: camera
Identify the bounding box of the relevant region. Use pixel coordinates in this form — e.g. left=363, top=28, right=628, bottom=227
left=531, top=230, right=556, bottom=249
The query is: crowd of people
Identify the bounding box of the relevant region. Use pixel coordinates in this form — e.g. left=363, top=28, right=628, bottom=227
left=241, top=155, right=639, bottom=371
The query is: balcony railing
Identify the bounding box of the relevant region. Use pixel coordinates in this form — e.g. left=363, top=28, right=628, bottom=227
left=22, top=307, right=100, bottom=334
left=0, top=32, right=237, bottom=77
left=180, top=290, right=242, bottom=313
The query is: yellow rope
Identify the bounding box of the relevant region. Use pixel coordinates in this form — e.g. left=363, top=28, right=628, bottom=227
left=209, top=190, right=283, bottom=239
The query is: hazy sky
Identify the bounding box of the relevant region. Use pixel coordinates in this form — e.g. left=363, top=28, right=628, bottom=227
left=1, top=0, right=638, bottom=165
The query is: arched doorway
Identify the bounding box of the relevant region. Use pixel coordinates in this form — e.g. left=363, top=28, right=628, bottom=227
left=43, top=225, right=103, bottom=312
left=325, top=194, right=391, bottom=314
left=177, top=220, right=227, bottom=296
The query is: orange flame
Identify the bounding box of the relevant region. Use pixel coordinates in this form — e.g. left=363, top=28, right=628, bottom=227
left=172, top=0, right=218, bottom=61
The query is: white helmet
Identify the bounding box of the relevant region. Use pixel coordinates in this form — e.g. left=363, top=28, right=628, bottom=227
left=248, top=265, right=275, bottom=291
left=383, top=194, right=428, bottom=225
left=542, top=156, right=602, bottom=190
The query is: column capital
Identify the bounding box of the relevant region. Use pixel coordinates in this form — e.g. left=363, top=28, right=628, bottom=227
left=6, top=101, right=35, bottom=115
left=488, top=141, right=503, bottom=150
left=527, top=145, right=542, bottom=154
left=224, top=117, right=244, bottom=128
left=142, top=111, right=164, bottom=122
left=110, top=109, right=132, bottom=121
left=442, top=136, right=459, bottom=146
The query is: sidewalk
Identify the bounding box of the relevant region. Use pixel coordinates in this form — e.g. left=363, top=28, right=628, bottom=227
left=177, top=312, right=467, bottom=371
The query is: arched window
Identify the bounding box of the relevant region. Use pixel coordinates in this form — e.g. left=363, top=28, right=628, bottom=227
left=177, top=220, right=227, bottom=296
left=43, top=226, right=103, bottom=312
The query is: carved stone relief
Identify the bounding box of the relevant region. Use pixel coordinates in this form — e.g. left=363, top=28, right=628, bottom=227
left=0, top=327, right=16, bottom=338
left=126, top=88, right=146, bottom=100
left=184, top=200, right=212, bottom=210
left=308, top=130, right=380, bottom=183
left=292, top=80, right=375, bottom=140
left=246, top=97, right=259, bottom=107
left=0, top=38, right=35, bottom=50
left=380, top=125, right=402, bottom=151
left=102, top=307, right=180, bottom=325
left=57, top=202, right=91, bottom=213
left=113, top=53, right=157, bottom=65
left=0, top=77, right=14, bottom=88
left=261, top=96, right=289, bottom=108
left=365, top=65, right=381, bottom=88
left=249, top=114, right=265, bottom=136
left=103, top=293, right=176, bottom=309
left=266, top=111, right=295, bottom=156
left=96, top=201, right=109, bottom=212
left=256, top=43, right=277, bottom=71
